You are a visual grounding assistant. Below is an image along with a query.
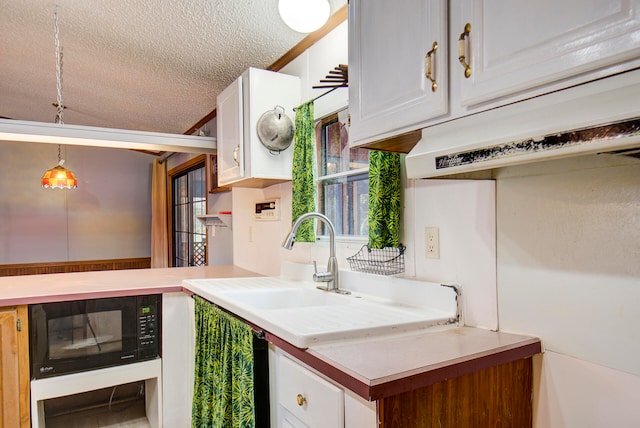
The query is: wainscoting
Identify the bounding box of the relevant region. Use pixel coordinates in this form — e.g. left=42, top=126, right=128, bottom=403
left=0, top=258, right=151, bottom=277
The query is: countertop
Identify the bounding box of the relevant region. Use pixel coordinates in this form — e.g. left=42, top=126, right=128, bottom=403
left=0, top=266, right=542, bottom=401
left=271, top=326, right=541, bottom=400
left=0, top=265, right=258, bottom=306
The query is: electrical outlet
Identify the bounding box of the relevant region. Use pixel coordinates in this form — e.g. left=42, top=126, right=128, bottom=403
left=425, top=227, right=440, bottom=259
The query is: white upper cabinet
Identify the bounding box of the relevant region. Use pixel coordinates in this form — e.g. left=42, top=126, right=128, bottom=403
left=217, top=76, right=244, bottom=185
left=454, top=0, right=640, bottom=107
left=217, top=68, right=300, bottom=188
left=349, top=0, right=640, bottom=150
left=348, top=0, right=448, bottom=147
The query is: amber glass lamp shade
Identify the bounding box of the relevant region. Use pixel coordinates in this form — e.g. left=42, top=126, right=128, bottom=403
left=41, top=164, right=78, bottom=189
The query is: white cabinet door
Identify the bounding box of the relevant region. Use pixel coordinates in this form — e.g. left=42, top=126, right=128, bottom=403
left=162, top=293, right=194, bottom=428
left=217, top=68, right=300, bottom=187
left=453, top=0, right=640, bottom=107
left=278, top=355, right=344, bottom=428
left=348, top=0, right=448, bottom=147
left=217, top=76, right=244, bottom=185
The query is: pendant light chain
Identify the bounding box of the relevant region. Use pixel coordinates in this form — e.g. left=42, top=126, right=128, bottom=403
left=54, top=6, right=64, bottom=125
left=41, top=6, right=78, bottom=189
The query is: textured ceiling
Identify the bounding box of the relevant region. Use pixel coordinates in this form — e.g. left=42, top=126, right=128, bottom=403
left=0, top=0, right=346, bottom=134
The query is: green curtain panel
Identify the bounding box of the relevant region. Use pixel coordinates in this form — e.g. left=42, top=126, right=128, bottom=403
left=291, top=101, right=317, bottom=242
left=368, top=150, right=402, bottom=249
left=192, top=296, right=255, bottom=428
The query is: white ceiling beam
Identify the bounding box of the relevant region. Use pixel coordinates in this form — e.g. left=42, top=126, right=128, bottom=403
left=0, top=119, right=216, bottom=154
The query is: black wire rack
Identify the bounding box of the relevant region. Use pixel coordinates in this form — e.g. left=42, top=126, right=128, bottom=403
left=347, top=244, right=406, bottom=276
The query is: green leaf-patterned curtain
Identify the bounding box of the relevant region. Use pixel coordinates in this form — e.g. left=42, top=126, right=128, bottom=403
left=368, top=150, right=402, bottom=249
left=291, top=101, right=317, bottom=242
left=192, top=296, right=255, bottom=428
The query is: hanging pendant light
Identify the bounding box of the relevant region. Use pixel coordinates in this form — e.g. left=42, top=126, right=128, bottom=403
left=42, top=7, right=78, bottom=189
left=278, top=0, right=330, bottom=33
left=41, top=145, right=78, bottom=189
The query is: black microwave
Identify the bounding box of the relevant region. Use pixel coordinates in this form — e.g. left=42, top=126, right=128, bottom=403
left=29, top=294, right=161, bottom=379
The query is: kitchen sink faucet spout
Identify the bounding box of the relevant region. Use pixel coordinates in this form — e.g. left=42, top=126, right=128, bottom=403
left=282, top=212, right=350, bottom=294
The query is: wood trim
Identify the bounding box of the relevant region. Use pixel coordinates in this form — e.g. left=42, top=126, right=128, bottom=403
left=166, top=154, right=206, bottom=177
left=357, top=129, right=423, bottom=154
left=0, top=258, right=151, bottom=277
left=183, top=5, right=348, bottom=135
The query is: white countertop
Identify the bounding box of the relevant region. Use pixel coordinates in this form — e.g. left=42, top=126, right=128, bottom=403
left=0, top=265, right=258, bottom=306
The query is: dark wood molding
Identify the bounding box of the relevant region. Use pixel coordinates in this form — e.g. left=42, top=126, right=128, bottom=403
left=183, top=5, right=348, bottom=136
left=359, top=128, right=423, bottom=153
left=0, top=258, right=151, bottom=277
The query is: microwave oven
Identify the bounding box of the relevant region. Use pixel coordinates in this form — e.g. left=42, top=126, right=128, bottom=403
left=29, top=294, right=161, bottom=379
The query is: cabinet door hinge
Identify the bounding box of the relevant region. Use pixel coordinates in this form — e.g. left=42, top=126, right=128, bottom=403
left=17, top=317, right=22, bottom=332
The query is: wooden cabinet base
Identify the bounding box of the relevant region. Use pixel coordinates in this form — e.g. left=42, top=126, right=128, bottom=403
left=379, top=357, right=533, bottom=428
left=0, top=305, right=30, bottom=428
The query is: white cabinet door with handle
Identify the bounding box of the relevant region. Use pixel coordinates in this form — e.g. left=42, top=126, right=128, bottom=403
left=453, top=0, right=640, bottom=107
left=217, top=75, right=244, bottom=185
left=349, top=0, right=448, bottom=147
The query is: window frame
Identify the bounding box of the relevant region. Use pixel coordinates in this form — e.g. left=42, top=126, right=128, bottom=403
left=315, top=109, right=369, bottom=242
left=167, top=154, right=208, bottom=267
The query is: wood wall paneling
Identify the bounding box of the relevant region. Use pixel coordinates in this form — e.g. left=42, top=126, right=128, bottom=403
left=0, top=258, right=151, bottom=277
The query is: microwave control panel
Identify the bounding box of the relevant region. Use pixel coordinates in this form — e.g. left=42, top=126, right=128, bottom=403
left=137, top=294, right=160, bottom=358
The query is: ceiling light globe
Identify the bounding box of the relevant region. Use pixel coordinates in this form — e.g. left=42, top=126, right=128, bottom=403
left=278, top=0, right=330, bottom=33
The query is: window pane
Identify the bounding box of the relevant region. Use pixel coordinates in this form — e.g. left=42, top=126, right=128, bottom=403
left=318, top=172, right=368, bottom=237
left=318, top=117, right=369, bottom=176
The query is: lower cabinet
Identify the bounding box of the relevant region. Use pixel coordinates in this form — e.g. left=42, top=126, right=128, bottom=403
left=271, top=348, right=376, bottom=428
left=0, top=305, right=30, bottom=428
left=272, top=345, right=535, bottom=428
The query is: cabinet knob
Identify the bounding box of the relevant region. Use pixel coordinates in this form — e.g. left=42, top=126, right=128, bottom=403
left=425, top=41, right=439, bottom=92
left=458, top=23, right=472, bottom=78
left=296, top=393, right=306, bottom=406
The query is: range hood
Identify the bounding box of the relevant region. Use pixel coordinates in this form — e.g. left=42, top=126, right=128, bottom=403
left=406, top=69, right=640, bottom=179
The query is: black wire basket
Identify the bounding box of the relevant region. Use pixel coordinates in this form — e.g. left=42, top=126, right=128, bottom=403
left=347, top=244, right=406, bottom=275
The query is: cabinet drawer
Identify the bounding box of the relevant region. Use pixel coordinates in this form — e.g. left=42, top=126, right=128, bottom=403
left=278, top=355, right=344, bottom=428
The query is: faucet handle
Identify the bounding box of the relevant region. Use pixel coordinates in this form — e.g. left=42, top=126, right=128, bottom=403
left=313, top=260, right=333, bottom=283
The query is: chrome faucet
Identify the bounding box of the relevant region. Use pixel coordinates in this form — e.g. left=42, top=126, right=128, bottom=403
left=282, top=212, right=349, bottom=294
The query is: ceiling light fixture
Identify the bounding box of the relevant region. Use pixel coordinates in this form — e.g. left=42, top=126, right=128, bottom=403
left=278, top=0, right=330, bottom=33
left=41, top=7, right=78, bottom=189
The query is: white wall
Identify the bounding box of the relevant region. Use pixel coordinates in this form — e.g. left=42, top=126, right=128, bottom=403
left=406, top=179, right=497, bottom=330
left=495, top=153, right=640, bottom=427
left=0, top=141, right=153, bottom=263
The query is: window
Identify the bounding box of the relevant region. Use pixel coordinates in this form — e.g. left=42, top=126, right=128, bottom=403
left=316, top=109, right=370, bottom=238
left=170, top=157, right=207, bottom=267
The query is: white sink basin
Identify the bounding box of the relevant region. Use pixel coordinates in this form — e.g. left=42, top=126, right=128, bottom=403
left=220, top=287, right=351, bottom=310
left=183, top=275, right=458, bottom=348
